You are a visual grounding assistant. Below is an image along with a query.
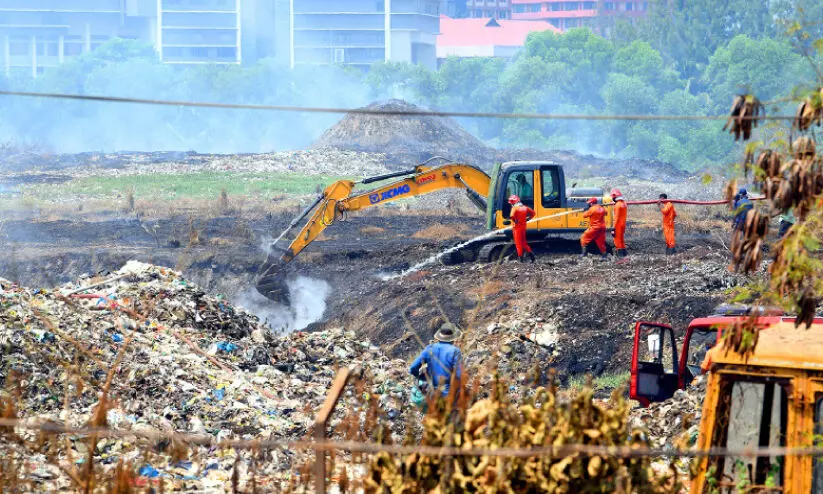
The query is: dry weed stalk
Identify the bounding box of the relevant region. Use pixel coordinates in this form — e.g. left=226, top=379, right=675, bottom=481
left=364, top=376, right=678, bottom=493
left=723, top=94, right=765, bottom=141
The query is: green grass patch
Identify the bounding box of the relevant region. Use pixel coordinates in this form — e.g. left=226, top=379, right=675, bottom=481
left=22, top=172, right=354, bottom=201
left=567, top=371, right=631, bottom=393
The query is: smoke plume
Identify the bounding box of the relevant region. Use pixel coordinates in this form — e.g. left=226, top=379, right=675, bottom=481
left=236, top=276, right=331, bottom=335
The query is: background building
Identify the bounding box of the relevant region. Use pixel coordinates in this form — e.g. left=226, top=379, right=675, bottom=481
left=466, top=0, right=512, bottom=19
left=0, top=0, right=250, bottom=77
left=284, top=0, right=440, bottom=70
left=0, top=0, right=441, bottom=76
left=440, top=0, right=468, bottom=18
left=511, top=0, right=647, bottom=31
left=437, top=15, right=557, bottom=62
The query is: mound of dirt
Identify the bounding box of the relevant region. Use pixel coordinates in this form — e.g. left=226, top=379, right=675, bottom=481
left=310, top=99, right=490, bottom=164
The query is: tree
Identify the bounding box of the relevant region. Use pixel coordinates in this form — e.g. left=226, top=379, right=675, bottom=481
left=704, top=35, right=806, bottom=112
left=617, top=0, right=782, bottom=87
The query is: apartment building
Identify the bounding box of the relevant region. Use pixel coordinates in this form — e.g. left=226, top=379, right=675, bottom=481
left=440, top=0, right=468, bottom=18
left=511, top=0, right=647, bottom=30
left=0, top=0, right=443, bottom=76
left=283, top=0, right=441, bottom=70
left=466, top=0, right=512, bottom=19
left=0, top=0, right=247, bottom=77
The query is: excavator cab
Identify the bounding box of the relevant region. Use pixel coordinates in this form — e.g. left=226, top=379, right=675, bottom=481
left=489, top=162, right=603, bottom=233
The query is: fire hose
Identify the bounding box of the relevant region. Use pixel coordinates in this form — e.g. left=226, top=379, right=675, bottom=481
left=624, top=196, right=766, bottom=206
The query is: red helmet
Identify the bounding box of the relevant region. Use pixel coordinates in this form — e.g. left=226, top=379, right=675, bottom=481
left=610, top=188, right=622, bottom=198
left=587, top=197, right=598, bottom=205
left=508, top=195, right=520, bottom=205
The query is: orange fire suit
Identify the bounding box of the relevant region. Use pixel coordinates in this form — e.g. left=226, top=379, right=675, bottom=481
left=511, top=203, right=536, bottom=257
left=581, top=205, right=607, bottom=254
left=613, top=199, right=627, bottom=249
left=661, top=201, right=677, bottom=248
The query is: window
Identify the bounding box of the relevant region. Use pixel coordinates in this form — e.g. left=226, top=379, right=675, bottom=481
left=10, top=41, right=29, bottom=56
left=334, top=48, right=345, bottom=63
left=216, top=47, right=235, bottom=58
left=513, top=4, right=526, bottom=12
left=637, top=324, right=676, bottom=372
left=583, top=1, right=595, bottom=8
left=625, top=2, right=634, bottom=10
left=682, top=328, right=716, bottom=385
left=191, top=47, right=209, bottom=57
left=504, top=171, right=534, bottom=211
left=604, top=2, right=615, bottom=9
left=541, top=168, right=560, bottom=207
left=708, top=378, right=787, bottom=490
left=164, top=47, right=183, bottom=57
left=65, top=43, right=83, bottom=56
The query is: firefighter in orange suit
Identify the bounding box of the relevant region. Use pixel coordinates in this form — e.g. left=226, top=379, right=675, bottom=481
left=509, top=195, right=536, bottom=263
left=611, top=188, right=628, bottom=258
left=658, top=193, right=677, bottom=254
left=580, top=197, right=608, bottom=258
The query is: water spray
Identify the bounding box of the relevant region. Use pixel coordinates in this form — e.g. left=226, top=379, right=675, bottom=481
left=383, top=208, right=585, bottom=280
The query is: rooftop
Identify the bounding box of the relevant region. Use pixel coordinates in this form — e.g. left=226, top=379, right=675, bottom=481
left=437, top=15, right=559, bottom=47
left=705, top=318, right=823, bottom=372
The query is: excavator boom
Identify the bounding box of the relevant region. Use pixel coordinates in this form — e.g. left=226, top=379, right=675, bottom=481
left=256, top=164, right=491, bottom=302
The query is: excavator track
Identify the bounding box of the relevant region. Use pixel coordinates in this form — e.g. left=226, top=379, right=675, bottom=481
left=477, top=241, right=516, bottom=263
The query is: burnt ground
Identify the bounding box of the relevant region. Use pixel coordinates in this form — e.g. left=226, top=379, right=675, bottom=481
left=0, top=205, right=750, bottom=386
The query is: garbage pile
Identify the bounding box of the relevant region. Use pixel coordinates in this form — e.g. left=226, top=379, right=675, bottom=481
left=462, top=314, right=558, bottom=398
left=0, top=261, right=410, bottom=491
left=630, top=376, right=707, bottom=448
left=311, top=100, right=486, bottom=156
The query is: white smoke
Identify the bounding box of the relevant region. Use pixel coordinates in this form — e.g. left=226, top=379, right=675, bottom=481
left=236, top=276, right=331, bottom=335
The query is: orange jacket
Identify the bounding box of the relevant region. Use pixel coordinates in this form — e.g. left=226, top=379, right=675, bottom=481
left=661, top=202, right=676, bottom=228
left=614, top=200, right=627, bottom=229
left=583, top=205, right=607, bottom=230
left=511, top=204, right=536, bottom=229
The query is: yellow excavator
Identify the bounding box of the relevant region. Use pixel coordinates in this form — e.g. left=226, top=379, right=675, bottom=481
left=256, top=160, right=612, bottom=303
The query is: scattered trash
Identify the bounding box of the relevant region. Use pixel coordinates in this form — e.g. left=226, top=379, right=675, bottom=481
left=215, top=341, right=238, bottom=353
left=138, top=465, right=161, bottom=478
left=0, top=261, right=411, bottom=491
left=630, top=375, right=706, bottom=448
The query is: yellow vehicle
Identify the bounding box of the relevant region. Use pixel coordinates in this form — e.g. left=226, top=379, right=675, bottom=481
left=683, top=316, right=823, bottom=493
left=256, top=161, right=612, bottom=302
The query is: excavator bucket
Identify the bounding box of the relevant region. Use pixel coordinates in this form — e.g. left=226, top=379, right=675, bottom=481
left=255, top=247, right=291, bottom=305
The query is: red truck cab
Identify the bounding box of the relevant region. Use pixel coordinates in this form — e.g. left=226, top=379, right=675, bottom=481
left=629, top=305, right=823, bottom=407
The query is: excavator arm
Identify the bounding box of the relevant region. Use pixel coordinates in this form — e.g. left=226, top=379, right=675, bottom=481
left=256, top=164, right=491, bottom=303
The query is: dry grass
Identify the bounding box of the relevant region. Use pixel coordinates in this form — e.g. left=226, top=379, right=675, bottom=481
left=411, top=223, right=469, bottom=240
left=468, top=280, right=506, bottom=299
left=359, top=226, right=386, bottom=235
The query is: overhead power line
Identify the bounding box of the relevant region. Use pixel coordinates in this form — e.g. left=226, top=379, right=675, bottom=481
left=0, top=90, right=797, bottom=122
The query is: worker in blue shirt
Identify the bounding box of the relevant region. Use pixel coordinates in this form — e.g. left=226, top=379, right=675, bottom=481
left=732, top=188, right=753, bottom=231
left=409, top=323, right=464, bottom=398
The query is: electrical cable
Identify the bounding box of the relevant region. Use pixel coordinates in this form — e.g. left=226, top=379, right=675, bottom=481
left=0, top=90, right=797, bottom=121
